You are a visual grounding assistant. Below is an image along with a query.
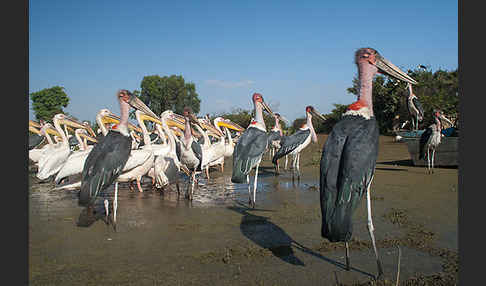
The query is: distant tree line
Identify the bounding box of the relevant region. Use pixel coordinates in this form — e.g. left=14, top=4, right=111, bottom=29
left=30, top=67, right=458, bottom=136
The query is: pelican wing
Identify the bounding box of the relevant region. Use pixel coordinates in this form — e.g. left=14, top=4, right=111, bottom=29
left=271, top=129, right=310, bottom=164
left=79, top=130, right=132, bottom=206
left=231, top=127, right=268, bottom=183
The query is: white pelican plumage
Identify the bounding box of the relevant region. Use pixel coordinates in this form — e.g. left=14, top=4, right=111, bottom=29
left=36, top=114, right=86, bottom=181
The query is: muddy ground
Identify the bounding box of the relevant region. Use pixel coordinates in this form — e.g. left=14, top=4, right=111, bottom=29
left=29, top=135, right=458, bottom=285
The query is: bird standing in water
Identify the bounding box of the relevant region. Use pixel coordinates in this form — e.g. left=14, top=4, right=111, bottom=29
left=231, top=92, right=274, bottom=208
left=79, top=89, right=158, bottom=228
left=419, top=109, right=452, bottom=173
left=319, top=48, right=417, bottom=279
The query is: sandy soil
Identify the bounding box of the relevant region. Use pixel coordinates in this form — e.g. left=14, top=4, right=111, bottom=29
left=29, top=135, right=458, bottom=285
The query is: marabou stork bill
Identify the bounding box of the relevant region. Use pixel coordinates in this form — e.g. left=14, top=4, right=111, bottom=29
left=419, top=109, right=452, bottom=174
left=406, top=83, right=424, bottom=131
left=319, top=48, right=417, bottom=279
left=78, top=89, right=157, bottom=228
left=231, top=92, right=274, bottom=208
left=272, top=106, right=325, bottom=180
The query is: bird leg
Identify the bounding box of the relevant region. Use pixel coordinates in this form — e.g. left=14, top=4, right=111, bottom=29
left=113, top=182, right=119, bottom=231
left=427, top=149, right=431, bottom=174
left=345, top=242, right=350, bottom=271
left=431, top=149, right=436, bottom=174
left=252, top=164, right=259, bottom=208
left=366, top=184, right=383, bottom=280
left=296, top=153, right=301, bottom=181
left=205, top=166, right=210, bottom=180
left=104, top=199, right=109, bottom=219
left=284, top=155, right=288, bottom=170
left=247, top=175, right=252, bottom=206
left=136, top=178, right=143, bottom=192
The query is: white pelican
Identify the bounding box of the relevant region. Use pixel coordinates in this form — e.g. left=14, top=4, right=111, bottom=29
left=145, top=110, right=190, bottom=194
left=36, top=114, right=86, bottom=181
left=54, top=129, right=98, bottom=185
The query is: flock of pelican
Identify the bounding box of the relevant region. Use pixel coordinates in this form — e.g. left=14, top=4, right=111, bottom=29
left=29, top=95, right=245, bottom=197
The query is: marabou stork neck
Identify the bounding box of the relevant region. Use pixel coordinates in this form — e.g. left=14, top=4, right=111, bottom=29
left=319, top=48, right=417, bottom=279
left=419, top=109, right=452, bottom=174
left=231, top=92, right=274, bottom=208
left=272, top=106, right=325, bottom=179
left=79, top=89, right=156, bottom=229
left=406, top=83, right=424, bottom=132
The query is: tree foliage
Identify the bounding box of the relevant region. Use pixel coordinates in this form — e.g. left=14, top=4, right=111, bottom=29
left=30, top=86, right=70, bottom=122
left=137, top=74, right=201, bottom=117
left=344, top=67, right=458, bottom=134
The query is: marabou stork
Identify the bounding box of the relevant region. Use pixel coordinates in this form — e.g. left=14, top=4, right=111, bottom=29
left=79, top=89, right=157, bottom=227
left=267, top=113, right=284, bottom=161
left=319, top=48, right=417, bottom=279
left=406, top=83, right=424, bottom=131
left=231, top=92, right=274, bottom=208
left=419, top=109, right=452, bottom=173
left=272, top=106, right=325, bottom=180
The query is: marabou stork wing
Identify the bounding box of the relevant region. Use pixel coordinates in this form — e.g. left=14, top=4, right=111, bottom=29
left=412, top=97, right=424, bottom=118
left=231, top=127, right=268, bottom=183
left=319, top=116, right=379, bottom=242
left=419, top=126, right=433, bottom=160
left=79, top=130, right=132, bottom=206
left=272, top=129, right=310, bottom=164
left=267, top=130, right=282, bottom=143
left=191, top=141, right=203, bottom=170
left=29, top=134, right=45, bottom=150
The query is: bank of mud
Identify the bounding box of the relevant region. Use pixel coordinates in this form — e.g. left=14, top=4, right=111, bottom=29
left=29, top=135, right=458, bottom=285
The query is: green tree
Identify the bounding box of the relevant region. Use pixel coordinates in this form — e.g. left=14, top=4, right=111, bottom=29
left=346, top=68, right=458, bottom=134
left=138, top=74, right=201, bottom=116
left=30, top=86, right=70, bottom=122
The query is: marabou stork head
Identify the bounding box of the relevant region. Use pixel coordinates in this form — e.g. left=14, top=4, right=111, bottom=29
left=434, top=109, right=453, bottom=127
left=117, top=89, right=159, bottom=119
left=305, top=106, right=326, bottom=121
left=355, top=48, right=417, bottom=85
left=252, top=93, right=274, bottom=117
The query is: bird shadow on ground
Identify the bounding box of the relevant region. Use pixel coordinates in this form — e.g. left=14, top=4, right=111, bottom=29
left=377, top=159, right=414, bottom=167
left=227, top=202, right=374, bottom=278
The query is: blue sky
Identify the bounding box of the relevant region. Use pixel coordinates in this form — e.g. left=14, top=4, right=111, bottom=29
left=29, top=0, right=457, bottom=123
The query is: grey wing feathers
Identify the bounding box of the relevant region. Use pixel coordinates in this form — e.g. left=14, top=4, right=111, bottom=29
left=231, top=128, right=268, bottom=183
left=412, top=97, right=424, bottom=118
left=272, top=129, right=310, bottom=164
left=79, top=131, right=131, bottom=206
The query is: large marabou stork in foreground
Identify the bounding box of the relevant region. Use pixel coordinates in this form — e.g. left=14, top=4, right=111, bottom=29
left=79, top=89, right=157, bottom=228
left=419, top=109, right=452, bottom=174
left=406, top=83, right=424, bottom=131
left=319, top=48, right=417, bottom=279
left=231, top=92, right=274, bottom=208
left=272, top=106, right=325, bottom=180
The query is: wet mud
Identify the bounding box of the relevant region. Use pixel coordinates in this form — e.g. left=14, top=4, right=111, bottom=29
left=29, top=135, right=458, bottom=285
